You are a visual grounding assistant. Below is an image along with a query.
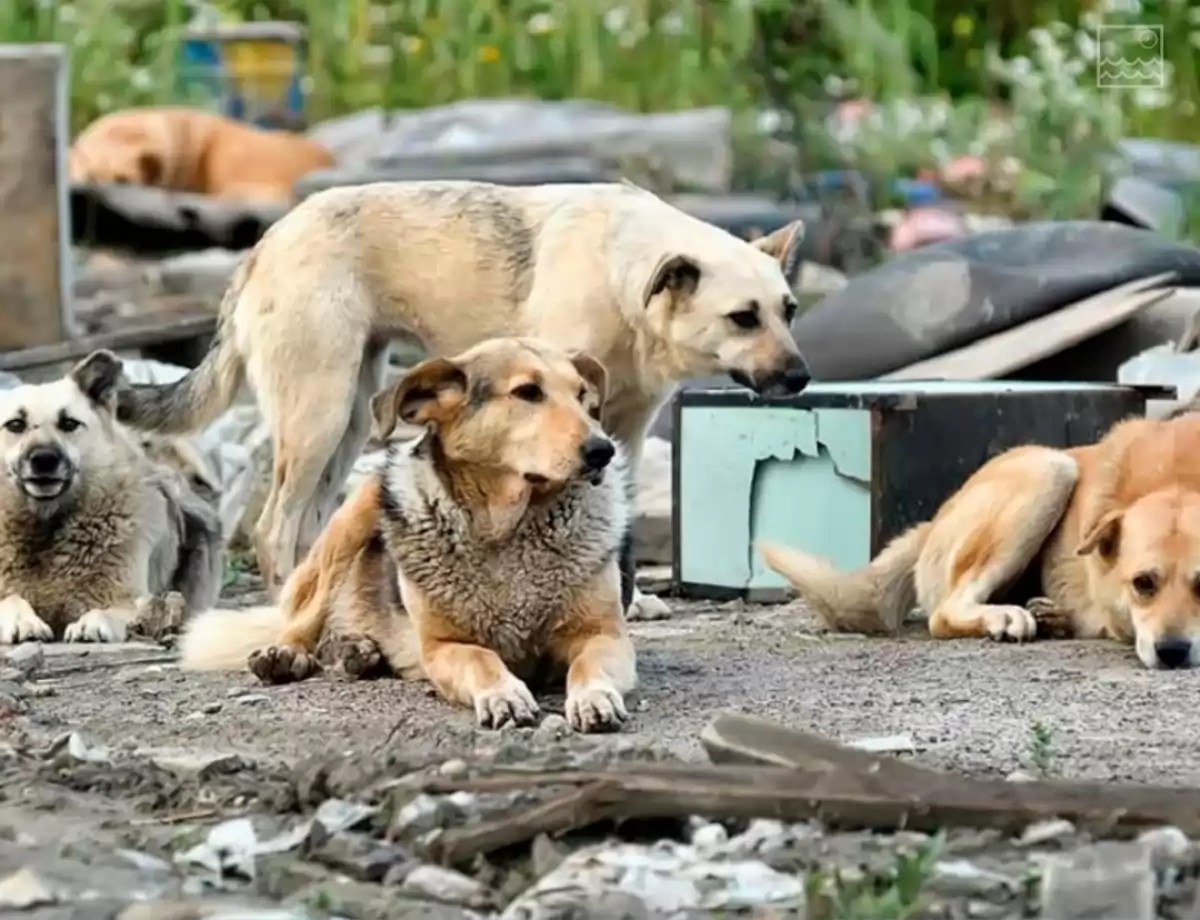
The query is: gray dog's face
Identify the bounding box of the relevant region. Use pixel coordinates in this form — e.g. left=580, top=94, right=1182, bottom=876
left=0, top=351, right=124, bottom=508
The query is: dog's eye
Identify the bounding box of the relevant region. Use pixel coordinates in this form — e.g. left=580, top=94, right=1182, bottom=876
left=58, top=416, right=82, bottom=433
left=512, top=383, right=544, bottom=403
left=1132, top=573, right=1159, bottom=598
left=783, top=298, right=798, bottom=325
left=4, top=418, right=26, bottom=434
left=727, top=310, right=761, bottom=330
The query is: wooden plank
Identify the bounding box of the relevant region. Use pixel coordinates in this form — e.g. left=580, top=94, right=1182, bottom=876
left=0, top=312, right=215, bottom=372
left=0, top=45, right=70, bottom=351
left=884, top=273, right=1179, bottom=381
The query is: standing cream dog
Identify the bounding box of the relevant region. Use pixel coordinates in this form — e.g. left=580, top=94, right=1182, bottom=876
left=113, top=180, right=811, bottom=612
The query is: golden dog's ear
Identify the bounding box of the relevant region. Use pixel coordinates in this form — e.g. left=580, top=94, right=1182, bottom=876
left=370, top=357, right=467, bottom=439
left=1076, top=508, right=1123, bottom=560
left=137, top=151, right=163, bottom=186
left=569, top=350, right=609, bottom=412
left=642, top=253, right=701, bottom=308
left=71, top=349, right=123, bottom=411
left=751, top=220, right=806, bottom=287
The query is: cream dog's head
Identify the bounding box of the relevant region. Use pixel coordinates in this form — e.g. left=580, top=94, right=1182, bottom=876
left=639, top=219, right=811, bottom=397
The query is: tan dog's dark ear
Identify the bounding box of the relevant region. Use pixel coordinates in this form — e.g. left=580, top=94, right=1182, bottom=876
left=370, top=357, right=467, bottom=439
left=71, top=349, right=123, bottom=411
left=643, top=254, right=701, bottom=308
left=1076, top=508, right=1123, bottom=560
left=751, top=220, right=806, bottom=287
left=137, top=151, right=163, bottom=186
left=569, top=351, right=609, bottom=416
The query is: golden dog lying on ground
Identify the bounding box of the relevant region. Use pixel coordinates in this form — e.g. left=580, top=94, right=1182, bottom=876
left=179, top=338, right=636, bottom=732
left=69, top=107, right=334, bottom=205
left=0, top=352, right=223, bottom=645
left=761, top=413, right=1200, bottom=670
left=113, top=178, right=811, bottom=619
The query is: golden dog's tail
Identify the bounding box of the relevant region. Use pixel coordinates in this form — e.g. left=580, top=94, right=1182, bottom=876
left=179, top=606, right=284, bottom=672
left=116, top=258, right=250, bottom=434
left=758, top=522, right=932, bottom=635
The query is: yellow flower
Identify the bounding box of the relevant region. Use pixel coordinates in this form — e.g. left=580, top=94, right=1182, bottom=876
left=402, top=36, right=424, bottom=55
left=478, top=45, right=501, bottom=64
left=952, top=14, right=974, bottom=40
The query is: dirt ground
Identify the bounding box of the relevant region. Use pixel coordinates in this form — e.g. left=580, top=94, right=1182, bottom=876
left=6, top=572, right=1200, bottom=918
left=15, top=573, right=1200, bottom=785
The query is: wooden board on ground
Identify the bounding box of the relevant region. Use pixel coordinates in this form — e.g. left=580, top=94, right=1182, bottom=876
left=0, top=45, right=70, bottom=351
left=884, top=272, right=1179, bottom=381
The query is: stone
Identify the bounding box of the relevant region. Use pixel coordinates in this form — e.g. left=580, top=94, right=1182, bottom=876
left=0, top=867, right=57, bottom=909
left=401, top=864, right=491, bottom=908
left=1137, top=825, right=1190, bottom=869
left=1018, top=819, right=1077, bottom=847
left=1038, top=841, right=1155, bottom=920
left=307, top=831, right=412, bottom=883
left=531, top=833, right=568, bottom=878
left=4, top=641, right=44, bottom=678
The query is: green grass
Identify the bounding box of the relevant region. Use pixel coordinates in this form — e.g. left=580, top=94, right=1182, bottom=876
left=2, top=0, right=1198, bottom=223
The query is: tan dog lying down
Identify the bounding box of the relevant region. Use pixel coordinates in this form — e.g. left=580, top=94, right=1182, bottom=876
left=179, top=337, right=636, bottom=732
left=69, top=107, right=334, bottom=205
left=761, top=414, right=1200, bottom=670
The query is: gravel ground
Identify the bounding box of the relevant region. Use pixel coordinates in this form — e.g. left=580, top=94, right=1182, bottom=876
left=5, top=574, right=1200, bottom=918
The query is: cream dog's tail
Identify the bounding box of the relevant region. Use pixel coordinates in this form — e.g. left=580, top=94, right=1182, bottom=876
left=179, top=606, right=285, bottom=671
left=758, top=522, right=932, bottom=635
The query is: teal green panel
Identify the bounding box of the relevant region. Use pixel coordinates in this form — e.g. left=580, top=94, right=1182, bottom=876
left=678, top=406, right=871, bottom=590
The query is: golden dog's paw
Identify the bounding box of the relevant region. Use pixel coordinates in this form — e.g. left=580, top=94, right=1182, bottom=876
left=982, top=605, right=1038, bottom=643
left=248, top=644, right=321, bottom=684
left=565, top=684, right=628, bottom=733
left=0, top=596, right=52, bottom=644
left=1026, top=596, right=1075, bottom=640
left=473, top=678, right=540, bottom=730
left=316, top=633, right=388, bottom=681
left=63, top=609, right=128, bottom=643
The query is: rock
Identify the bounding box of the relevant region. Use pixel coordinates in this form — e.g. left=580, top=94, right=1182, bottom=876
left=1039, top=841, right=1155, bottom=919
left=531, top=833, right=568, bottom=878
left=931, top=859, right=1017, bottom=898
left=389, top=793, right=466, bottom=840
left=307, top=831, right=412, bottom=883
left=690, top=821, right=729, bottom=852
left=533, top=714, right=570, bottom=742
left=1137, top=825, right=1190, bottom=869
left=0, top=867, right=57, bottom=909
left=1018, top=819, right=1077, bottom=847
left=401, top=864, right=491, bottom=908
left=4, top=641, right=44, bottom=678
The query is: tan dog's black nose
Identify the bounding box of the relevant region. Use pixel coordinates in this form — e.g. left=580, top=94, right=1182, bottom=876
left=580, top=436, right=616, bottom=472
left=26, top=447, right=66, bottom=478
left=1154, top=636, right=1193, bottom=669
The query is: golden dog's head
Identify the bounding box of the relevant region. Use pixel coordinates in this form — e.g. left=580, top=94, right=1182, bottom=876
left=0, top=351, right=126, bottom=513
left=1077, top=486, right=1200, bottom=670
left=641, top=220, right=811, bottom=397
left=68, top=115, right=164, bottom=187
left=370, top=337, right=615, bottom=487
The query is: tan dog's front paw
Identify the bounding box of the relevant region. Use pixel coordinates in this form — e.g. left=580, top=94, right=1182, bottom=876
left=63, top=608, right=128, bottom=643
left=316, top=633, right=388, bottom=681
left=249, top=644, right=321, bottom=684
left=566, top=683, right=628, bottom=733
left=0, top=595, right=52, bottom=644
left=473, top=677, right=540, bottom=730
left=982, top=605, right=1037, bottom=642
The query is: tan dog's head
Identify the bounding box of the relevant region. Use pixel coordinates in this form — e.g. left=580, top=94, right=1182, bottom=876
left=641, top=220, right=811, bottom=397
left=370, top=338, right=616, bottom=487
left=1077, top=487, right=1200, bottom=669
left=0, top=351, right=126, bottom=514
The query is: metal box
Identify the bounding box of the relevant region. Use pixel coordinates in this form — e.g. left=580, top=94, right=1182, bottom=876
left=672, top=380, right=1161, bottom=600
